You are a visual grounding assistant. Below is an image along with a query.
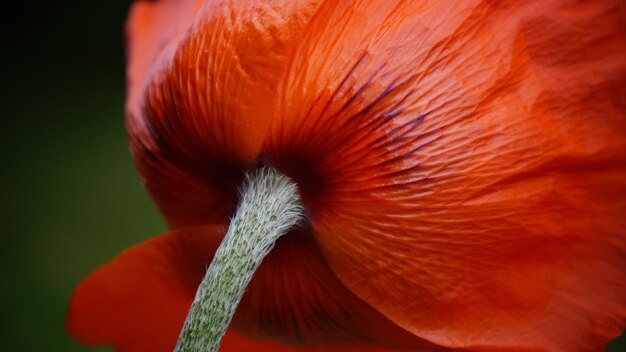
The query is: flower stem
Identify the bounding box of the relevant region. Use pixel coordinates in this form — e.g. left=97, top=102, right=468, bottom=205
left=175, top=167, right=302, bottom=352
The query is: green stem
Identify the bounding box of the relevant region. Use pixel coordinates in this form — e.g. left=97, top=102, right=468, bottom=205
left=175, top=167, right=302, bottom=352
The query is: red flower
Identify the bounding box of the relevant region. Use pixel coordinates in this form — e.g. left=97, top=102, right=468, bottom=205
left=68, top=0, right=626, bottom=351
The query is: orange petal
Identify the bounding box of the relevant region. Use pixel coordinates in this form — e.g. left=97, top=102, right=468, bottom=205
left=220, top=329, right=418, bottom=352
left=66, top=225, right=223, bottom=352
left=266, top=0, right=626, bottom=350
left=67, top=226, right=442, bottom=351
left=233, top=229, right=446, bottom=351
left=125, top=0, right=323, bottom=228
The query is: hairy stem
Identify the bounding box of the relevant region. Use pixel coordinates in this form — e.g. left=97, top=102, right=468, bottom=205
left=175, top=167, right=302, bottom=352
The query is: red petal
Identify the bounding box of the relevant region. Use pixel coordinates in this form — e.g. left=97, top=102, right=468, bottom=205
left=67, top=226, right=441, bottom=351
left=220, top=329, right=417, bottom=352
left=125, top=0, right=323, bottom=228
left=266, top=0, right=626, bottom=350
left=125, top=0, right=204, bottom=130
left=233, top=230, right=444, bottom=350
left=66, top=225, right=223, bottom=351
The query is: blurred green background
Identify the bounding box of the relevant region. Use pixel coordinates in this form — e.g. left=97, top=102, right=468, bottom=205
left=4, top=1, right=163, bottom=351
left=2, top=1, right=624, bottom=351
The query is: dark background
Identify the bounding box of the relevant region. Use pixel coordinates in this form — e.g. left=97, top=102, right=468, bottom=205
left=2, top=1, right=624, bottom=351
left=3, top=2, right=164, bottom=351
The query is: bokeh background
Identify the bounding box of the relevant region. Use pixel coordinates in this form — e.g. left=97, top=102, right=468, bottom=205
left=4, top=1, right=163, bottom=351
left=2, top=1, right=624, bottom=351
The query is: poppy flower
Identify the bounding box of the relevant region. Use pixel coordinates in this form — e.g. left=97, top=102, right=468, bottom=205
left=67, top=0, right=626, bottom=351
